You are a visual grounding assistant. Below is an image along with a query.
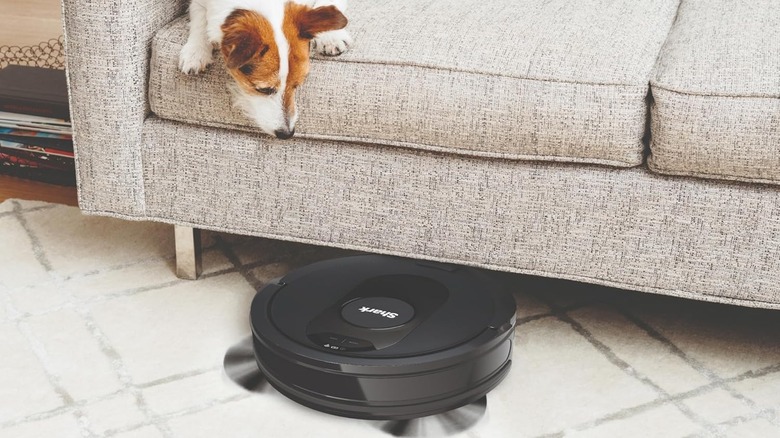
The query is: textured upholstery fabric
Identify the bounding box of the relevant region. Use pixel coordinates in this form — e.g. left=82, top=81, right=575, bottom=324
left=141, top=117, right=780, bottom=309
left=650, top=0, right=780, bottom=185
left=63, top=0, right=780, bottom=309
left=149, top=0, right=681, bottom=166
left=62, top=0, right=188, bottom=215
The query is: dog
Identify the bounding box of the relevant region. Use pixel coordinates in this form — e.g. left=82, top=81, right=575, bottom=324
left=179, top=0, right=352, bottom=139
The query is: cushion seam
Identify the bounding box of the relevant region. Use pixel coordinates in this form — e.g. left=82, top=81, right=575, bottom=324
left=155, top=30, right=654, bottom=89
left=647, top=158, right=780, bottom=187
left=150, top=113, right=644, bottom=168
left=650, top=81, right=780, bottom=99
left=309, top=57, right=651, bottom=88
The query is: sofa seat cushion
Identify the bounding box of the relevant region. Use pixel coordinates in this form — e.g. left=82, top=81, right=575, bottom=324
left=150, top=0, right=680, bottom=166
left=650, top=0, right=780, bottom=185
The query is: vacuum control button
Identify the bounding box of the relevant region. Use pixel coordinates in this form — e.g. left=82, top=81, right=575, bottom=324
left=340, top=337, right=374, bottom=351
left=308, top=333, right=375, bottom=352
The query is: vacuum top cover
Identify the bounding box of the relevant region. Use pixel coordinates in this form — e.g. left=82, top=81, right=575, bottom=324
left=254, top=255, right=513, bottom=359
left=249, top=254, right=517, bottom=420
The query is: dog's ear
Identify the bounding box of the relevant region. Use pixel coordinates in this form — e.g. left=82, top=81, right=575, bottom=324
left=221, top=9, right=270, bottom=69
left=293, top=5, right=348, bottom=39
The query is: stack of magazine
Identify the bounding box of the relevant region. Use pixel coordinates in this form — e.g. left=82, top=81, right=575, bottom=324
left=0, top=65, right=74, bottom=186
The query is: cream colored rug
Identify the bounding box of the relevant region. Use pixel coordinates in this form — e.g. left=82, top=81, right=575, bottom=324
left=1, top=199, right=779, bottom=438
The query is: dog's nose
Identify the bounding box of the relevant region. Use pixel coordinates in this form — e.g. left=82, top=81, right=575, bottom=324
left=274, top=128, right=295, bottom=140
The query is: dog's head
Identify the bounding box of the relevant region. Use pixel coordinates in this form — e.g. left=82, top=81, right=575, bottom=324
left=220, top=4, right=347, bottom=139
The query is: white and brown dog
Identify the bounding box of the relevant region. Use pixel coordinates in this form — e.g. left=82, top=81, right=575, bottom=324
left=179, top=0, right=351, bottom=139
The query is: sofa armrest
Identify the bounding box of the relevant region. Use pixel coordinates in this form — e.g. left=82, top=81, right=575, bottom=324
left=62, top=0, right=187, bottom=216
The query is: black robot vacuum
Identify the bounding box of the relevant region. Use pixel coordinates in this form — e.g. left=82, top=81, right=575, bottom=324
left=248, top=255, right=517, bottom=420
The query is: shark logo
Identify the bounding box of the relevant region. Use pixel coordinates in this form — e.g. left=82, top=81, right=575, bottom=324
left=358, top=306, right=399, bottom=319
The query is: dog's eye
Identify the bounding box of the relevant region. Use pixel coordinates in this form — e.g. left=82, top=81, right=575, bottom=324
left=239, top=64, right=254, bottom=75
left=255, top=87, right=277, bottom=95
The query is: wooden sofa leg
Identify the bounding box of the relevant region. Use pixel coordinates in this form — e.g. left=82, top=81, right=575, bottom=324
left=175, top=226, right=202, bottom=280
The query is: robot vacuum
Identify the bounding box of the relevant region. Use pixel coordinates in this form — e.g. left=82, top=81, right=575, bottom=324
left=249, top=255, right=517, bottom=420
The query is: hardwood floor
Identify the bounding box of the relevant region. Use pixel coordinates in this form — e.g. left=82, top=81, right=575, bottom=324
left=0, top=175, right=77, bottom=206
left=1, top=0, right=76, bottom=207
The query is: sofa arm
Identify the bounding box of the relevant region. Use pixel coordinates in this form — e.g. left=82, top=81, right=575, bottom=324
left=62, top=0, right=187, bottom=216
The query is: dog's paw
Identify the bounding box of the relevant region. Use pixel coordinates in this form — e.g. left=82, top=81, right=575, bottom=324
left=312, top=29, right=353, bottom=56
left=179, top=41, right=213, bottom=75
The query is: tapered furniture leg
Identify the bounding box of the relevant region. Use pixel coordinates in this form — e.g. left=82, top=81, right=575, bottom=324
left=175, top=226, right=202, bottom=280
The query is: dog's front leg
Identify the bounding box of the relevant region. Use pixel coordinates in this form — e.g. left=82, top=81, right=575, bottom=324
left=179, top=1, right=214, bottom=74
left=311, top=0, right=353, bottom=56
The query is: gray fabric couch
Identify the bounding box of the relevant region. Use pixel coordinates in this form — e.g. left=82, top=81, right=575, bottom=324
left=62, top=0, right=780, bottom=309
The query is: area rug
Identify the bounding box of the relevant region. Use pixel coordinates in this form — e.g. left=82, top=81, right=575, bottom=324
left=1, top=198, right=779, bottom=438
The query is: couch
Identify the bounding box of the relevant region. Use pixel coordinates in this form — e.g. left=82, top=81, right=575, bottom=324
left=61, top=0, right=780, bottom=309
